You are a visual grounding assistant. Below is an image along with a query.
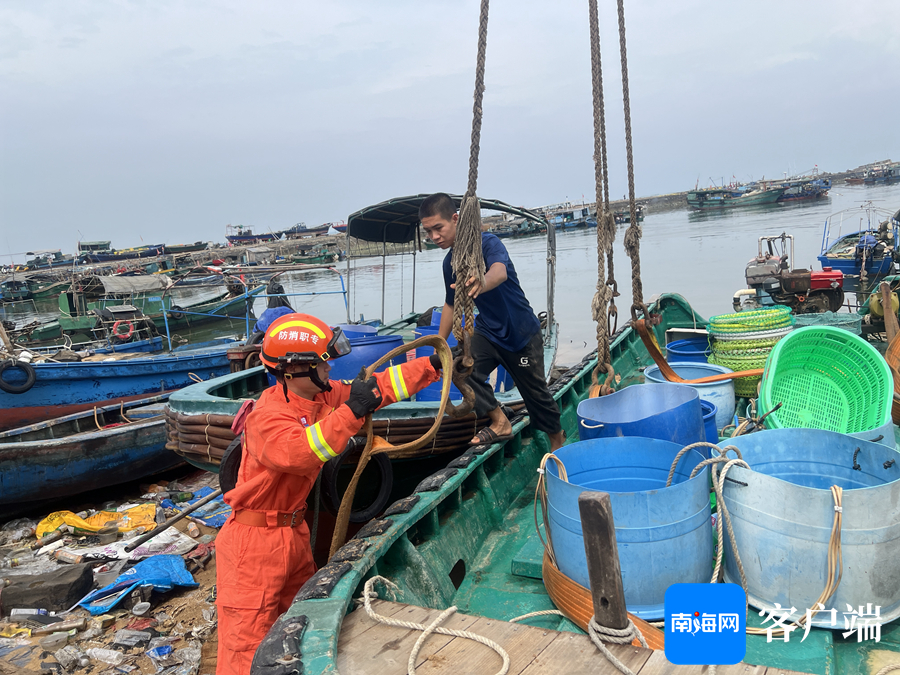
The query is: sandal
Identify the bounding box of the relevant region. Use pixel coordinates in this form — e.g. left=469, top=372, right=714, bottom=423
left=469, top=427, right=515, bottom=447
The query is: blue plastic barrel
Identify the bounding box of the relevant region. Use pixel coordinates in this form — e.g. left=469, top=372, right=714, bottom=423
left=700, top=400, right=718, bottom=444
left=665, top=337, right=711, bottom=363
left=644, top=362, right=735, bottom=430
left=723, top=429, right=900, bottom=626
left=414, top=327, right=461, bottom=401
left=576, top=383, right=704, bottom=447
left=413, top=327, right=514, bottom=400
left=328, top=334, right=404, bottom=381
left=335, top=323, right=377, bottom=340
left=546, top=438, right=711, bottom=620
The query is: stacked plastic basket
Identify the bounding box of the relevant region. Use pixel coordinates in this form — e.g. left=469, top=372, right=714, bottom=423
left=707, top=306, right=795, bottom=398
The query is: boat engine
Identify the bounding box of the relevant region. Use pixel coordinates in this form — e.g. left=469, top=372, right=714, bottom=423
left=734, top=234, right=844, bottom=313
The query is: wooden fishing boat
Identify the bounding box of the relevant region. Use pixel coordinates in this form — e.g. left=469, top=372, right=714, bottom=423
left=163, top=241, right=208, bottom=254
left=0, top=279, right=30, bottom=303
left=10, top=276, right=266, bottom=346
left=0, top=341, right=237, bottom=432
left=246, top=291, right=897, bottom=675
left=686, top=186, right=785, bottom=210
left=817, top=203, right=899, bottom=278
left=613, top=204, right=644, bottom=224
left=0, top=394, right=175, bottom=507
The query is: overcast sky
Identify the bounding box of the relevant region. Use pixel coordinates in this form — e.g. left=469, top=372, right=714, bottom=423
left=1, top=0, right=898, bottom=258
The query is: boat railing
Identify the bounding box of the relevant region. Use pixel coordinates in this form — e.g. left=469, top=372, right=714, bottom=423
left=151, top=267, right=350, bottom=350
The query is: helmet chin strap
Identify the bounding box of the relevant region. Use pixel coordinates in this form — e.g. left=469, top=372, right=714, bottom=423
left=280, top=364, right=332, bottom=402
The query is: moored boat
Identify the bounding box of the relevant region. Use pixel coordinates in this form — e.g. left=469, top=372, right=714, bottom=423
left=817, top=203, right=899, bottom=278
left=0, top=394, right=175, bottom=507
left=0, top=341, right=237, bottom=432
left=686, top=186, right=785, bottom=209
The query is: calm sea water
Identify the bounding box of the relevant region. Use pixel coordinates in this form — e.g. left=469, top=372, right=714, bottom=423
left=4, top=183, right=898, bottom=366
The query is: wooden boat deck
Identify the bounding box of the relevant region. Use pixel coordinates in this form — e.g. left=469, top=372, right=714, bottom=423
left=336, top=600, right=813, bottom=675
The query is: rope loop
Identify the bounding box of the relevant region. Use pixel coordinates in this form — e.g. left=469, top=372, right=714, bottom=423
left=587, top=617, right=647, bottom=675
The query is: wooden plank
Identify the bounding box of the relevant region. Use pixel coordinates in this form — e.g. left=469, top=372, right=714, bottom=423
left=339, top=599, right=415, bottom=642
left=337, top=601, right=481, bottom=675
left=518, top=630, right=651, bottom=675
left=579, top=491, right=628, bottom=630
left=638, top=651, right=768, bottom=674
left=413, top=613, right=560, bottom=675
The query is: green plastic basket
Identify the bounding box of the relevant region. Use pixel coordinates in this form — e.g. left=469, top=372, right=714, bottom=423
left=759, top=326, right=892, bottom=433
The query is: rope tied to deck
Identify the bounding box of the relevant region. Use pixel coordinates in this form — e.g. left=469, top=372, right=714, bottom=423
left=361, top=576, right=511, bottom=675
left=588, top=617, right=647, bottom=675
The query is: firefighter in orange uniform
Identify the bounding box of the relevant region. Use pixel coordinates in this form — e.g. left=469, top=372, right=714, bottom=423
left=216, top=313, right=444, bottom=674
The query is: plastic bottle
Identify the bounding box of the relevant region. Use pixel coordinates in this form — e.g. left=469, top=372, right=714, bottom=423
left=186, top=522, right=200, bottom=538
left=54, top=550, right=84, bottom=564
left=9, top=608, right=48, bottom=616
left=30, top=531, right=64, bottom=550
left=86, top=648, right=125, bottom=665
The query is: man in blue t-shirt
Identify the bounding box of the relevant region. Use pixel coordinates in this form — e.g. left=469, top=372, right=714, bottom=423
left=420, top=193, right=564, bottom=451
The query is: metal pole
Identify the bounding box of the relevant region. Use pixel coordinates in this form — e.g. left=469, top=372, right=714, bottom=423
left=412, top=227, right=418, bottom=313
left=345, top=231, right=352, bottom=322
left=546, top=217, right=556, bottom=342
left=381, top=236, right=386, bottom=324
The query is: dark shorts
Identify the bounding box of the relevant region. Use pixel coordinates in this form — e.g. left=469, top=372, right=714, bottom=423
left=469, top=330, right=562, bottom=435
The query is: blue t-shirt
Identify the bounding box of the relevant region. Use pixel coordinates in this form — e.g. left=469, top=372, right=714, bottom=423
left=443, top=233, right=541, bottom=352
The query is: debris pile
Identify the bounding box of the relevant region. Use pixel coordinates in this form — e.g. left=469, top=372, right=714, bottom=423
left=0, top=471, right=224, bottom=674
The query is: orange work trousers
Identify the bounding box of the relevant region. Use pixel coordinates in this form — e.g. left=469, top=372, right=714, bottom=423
left=216, top=520, right=317, bottom=675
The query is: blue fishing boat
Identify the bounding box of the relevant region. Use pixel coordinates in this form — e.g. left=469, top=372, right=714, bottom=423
left=0, top=394, right=174, bottom=507
left=817, top=203, right=899, bottom=277
left=0, top=341, right=237, bottom=432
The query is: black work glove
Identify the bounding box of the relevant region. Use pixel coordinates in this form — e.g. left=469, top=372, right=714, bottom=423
left=428, top=344, right=461, bottom=370
left=345, top=367, right=383, bottom=419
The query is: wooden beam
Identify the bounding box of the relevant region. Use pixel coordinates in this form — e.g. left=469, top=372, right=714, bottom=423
left=578, top=490, right=627, bottom=630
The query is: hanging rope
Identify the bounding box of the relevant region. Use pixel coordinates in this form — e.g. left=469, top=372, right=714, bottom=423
left=588, top=0, right=618, bottom=398
left=615, top=0, right=645, bottom=322
left=452, top=0, right=490, bottom=344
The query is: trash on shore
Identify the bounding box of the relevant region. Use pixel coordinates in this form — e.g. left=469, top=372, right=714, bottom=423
left=0, top=469, right=222, bottom=674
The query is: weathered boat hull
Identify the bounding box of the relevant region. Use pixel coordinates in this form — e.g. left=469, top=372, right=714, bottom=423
left=0, top=396, right=175, bottom=505
left=0, top=345, right=233, bottom=431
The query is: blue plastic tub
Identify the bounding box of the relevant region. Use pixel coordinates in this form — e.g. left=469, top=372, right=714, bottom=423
left=644, top=362, right=735, bottom=430
left=576, top=383, right=704, bottom=447
left=665, top=337, right=711, bottom=363
left=546, top=438, right=711, bottom=620
left=701, top=400, right=718, bottom=444
left=723, top=428, right=900, bottom=626
left=335, top=323, right=377, bottom=340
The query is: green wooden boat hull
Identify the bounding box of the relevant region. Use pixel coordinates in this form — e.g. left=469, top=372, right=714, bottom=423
left=687, top=188, right=785, bottom=210
left=249, top=292, right=900, bottom=675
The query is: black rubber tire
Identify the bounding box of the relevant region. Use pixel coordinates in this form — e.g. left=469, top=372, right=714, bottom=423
left=168, top=305, right=186, bottom=321
left=320, top=443, right=393, bottom=523
left=247, top=331, right=265, bottom=346
left=219, top=436, right=244, bottom=494
left=0, top=360, right=37, bottom=394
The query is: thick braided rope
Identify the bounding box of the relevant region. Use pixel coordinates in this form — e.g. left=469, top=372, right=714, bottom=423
left=616, top=0, right=643, bottom=312
left=362, top=576, right=511, bottom=675
left=875, top=665, right=900, bottom=675
left=451, top=0, right=490, bottom=338
left=508, top=609, right=565, bottom=623
left=588, top=617, right=647, bottom=675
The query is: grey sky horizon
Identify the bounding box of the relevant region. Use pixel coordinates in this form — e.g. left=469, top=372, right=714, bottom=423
left=1, top=0, right=898, bottom=260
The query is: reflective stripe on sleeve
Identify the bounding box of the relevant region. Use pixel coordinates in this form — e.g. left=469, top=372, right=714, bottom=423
left=305, top=423, right=339, bottom=462
left=388, top=365, right=410, bottom=400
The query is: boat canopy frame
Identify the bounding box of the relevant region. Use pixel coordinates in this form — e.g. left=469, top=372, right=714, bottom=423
left=345, top=194, right=556, bottom=340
